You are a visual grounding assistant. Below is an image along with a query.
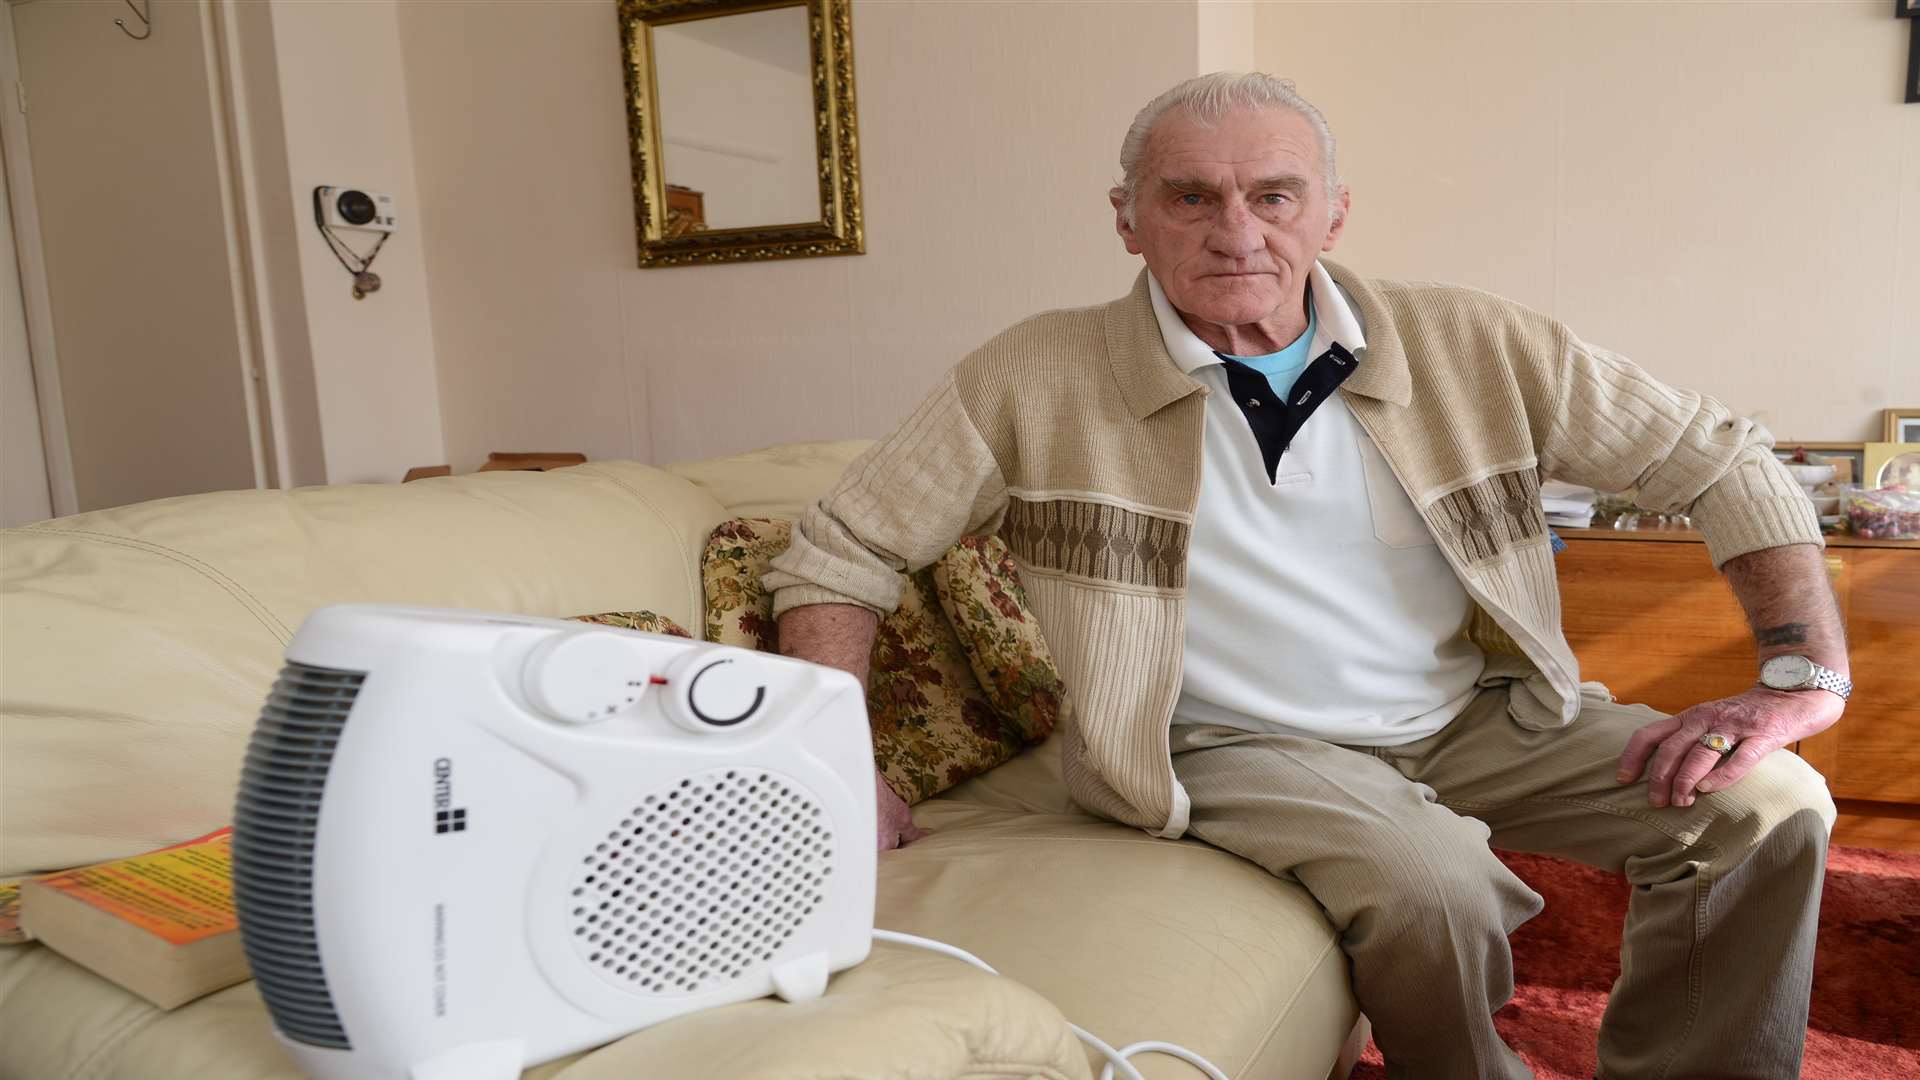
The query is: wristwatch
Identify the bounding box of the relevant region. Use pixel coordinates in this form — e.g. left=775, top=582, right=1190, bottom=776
left=1759, top=655, right=1852, bottom=701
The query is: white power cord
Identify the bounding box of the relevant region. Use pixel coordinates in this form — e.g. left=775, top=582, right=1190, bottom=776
left=872, top=929, right=1232, bottom=1080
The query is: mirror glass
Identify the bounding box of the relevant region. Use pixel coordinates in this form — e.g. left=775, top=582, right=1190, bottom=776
left=652, top=6, right=819, bottom=232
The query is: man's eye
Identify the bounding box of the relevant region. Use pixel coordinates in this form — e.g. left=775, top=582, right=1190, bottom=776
left=1177, top=193, right=1205, bottom=206
left=1259, top=193, right=1291, bottom=205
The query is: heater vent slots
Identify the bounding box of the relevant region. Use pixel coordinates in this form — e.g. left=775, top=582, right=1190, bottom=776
left=232, top=661, right=366, bottom=1050
left=569, top=768, right=834, bottom=996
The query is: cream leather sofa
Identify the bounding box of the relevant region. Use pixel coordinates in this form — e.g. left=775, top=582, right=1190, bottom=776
left=0, top=441, right=1363, bottom=1080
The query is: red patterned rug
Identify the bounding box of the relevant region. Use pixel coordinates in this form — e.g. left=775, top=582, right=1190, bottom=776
left=1350, top=845, right=1920, bottom=1078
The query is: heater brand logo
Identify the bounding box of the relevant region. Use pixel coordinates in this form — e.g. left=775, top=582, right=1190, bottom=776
left=433, top=757, right=466, bottom=834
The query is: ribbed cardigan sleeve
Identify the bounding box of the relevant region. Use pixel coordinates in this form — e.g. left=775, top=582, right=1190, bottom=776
left=1538, top=330, right=1822, bottom=568
left=762, top=372, right=1009, bottom=618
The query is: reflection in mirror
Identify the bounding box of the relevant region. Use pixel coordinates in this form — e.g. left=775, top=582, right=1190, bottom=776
left=653, top=7, right=817, bottom=231
left=619, top=0, right=862, bottom=266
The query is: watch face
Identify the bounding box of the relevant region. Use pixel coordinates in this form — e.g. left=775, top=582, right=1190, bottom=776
left=1762, top=655, right=1814, bottom=689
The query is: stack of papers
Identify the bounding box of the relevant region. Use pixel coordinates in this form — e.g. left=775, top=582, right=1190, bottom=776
left=1541, top=481, right=1597, bottom=528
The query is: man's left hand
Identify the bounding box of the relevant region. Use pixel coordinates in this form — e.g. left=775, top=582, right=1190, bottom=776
left=1616, top=687, right=1843, bottom=808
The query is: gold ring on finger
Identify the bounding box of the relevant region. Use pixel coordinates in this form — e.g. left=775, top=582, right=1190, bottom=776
left=1699, top=732, right=1735, bottom=756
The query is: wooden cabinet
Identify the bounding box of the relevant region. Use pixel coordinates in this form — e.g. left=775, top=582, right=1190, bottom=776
left=1555, top=528, right=1920, bottom=851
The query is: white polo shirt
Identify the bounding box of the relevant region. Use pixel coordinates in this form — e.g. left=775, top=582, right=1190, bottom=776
left=1153, top=265, right=1486, bottom=746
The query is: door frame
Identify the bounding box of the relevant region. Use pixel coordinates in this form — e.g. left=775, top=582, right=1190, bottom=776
left=203, top=0, right=278, bottom=491
left=0, top=0, right=77, bottom=518
left=1, top=0, right=288, bottom=515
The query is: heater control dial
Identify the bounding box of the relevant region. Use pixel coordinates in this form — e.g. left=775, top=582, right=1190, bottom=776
left=663, top=649, right=770, bottom=732
left=521, top=630, right=653, bottom=725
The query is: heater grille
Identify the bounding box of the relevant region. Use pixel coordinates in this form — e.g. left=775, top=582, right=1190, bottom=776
left=569, top=767, right=835, bottom=996
left=232, top=661, right=365, bottom=1050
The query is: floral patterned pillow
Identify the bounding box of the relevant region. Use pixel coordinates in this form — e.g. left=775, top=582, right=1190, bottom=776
left=573, top=610, right=692, bottom=637
left=701, top=519, right=1059, bottom=805
left=931, top=535, right=1067, bottom=745
left=702, top=519, right=785, bottom=651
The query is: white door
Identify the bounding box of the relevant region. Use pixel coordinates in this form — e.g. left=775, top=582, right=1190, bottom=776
left=10, top=0, right=263, bottom=513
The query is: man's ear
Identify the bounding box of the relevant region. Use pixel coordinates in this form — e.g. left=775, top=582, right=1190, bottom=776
left=1322, top=185, right=1352, bottom=253
left=1110, top=189, right=1143, bottom=255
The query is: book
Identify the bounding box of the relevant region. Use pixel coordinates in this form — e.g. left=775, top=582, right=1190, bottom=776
left=0, top=881, right=24, bottom=945
left=18, top=828, right=249, bottom=1009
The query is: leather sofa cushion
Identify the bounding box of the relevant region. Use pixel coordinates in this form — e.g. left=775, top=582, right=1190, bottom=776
left=0, top=727, right=1356, bottom=1080
left=664, top=440, right=873, bottom=521
left=0, top=752, right=1356, bottom=1080
left=0, top=930, right=1092, bottom=1080
left=0, top=463, right=729, bottom=878
left=902, top=745, right=1361, bottom=1078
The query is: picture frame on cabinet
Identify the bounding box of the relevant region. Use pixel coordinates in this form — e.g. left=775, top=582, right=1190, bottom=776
left=1909, top=16, right=1920, bottom=104
left=1864, top=442, right=1920, bottom=490
left=1883, top=408, right=1920, bottom=443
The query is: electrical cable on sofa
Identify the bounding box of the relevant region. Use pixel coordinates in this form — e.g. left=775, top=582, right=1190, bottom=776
left=872, top=930, right=1232, bottom=1080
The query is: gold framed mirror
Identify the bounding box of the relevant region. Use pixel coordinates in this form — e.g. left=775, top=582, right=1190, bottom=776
left=618, top=0, right=864, bottom=267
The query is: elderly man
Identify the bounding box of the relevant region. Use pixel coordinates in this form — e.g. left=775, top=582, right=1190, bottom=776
left=765, top=73, right=1842, bottom=1078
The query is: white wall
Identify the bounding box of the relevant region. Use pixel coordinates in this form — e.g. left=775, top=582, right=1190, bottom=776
left=397, top=0, right=639, bottom=471
left=403, top=0, right=1916, bottom=465
left=400, top=0, right=1200, bottom=469
left=1197, top=0, right=1255, bottom=72
left=268, top=0, right=445, bottom=484
left=220, top=0, right=327, bottom=489
left=1254, top=0, right=1920, bottom=443
left=12, top=0, right=1912, bottom=510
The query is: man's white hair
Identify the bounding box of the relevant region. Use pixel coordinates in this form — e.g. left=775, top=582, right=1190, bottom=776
left=1113, top=72, right=1341, bottom=229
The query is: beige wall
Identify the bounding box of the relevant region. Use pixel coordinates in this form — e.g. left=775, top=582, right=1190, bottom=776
left=269, top=0, right=445, bottom=484
left=396, top=0, right=639, bottom=470
left=1197, top=0, right=1256, bottom=72
left=1255, top=0, right=1920, bottom=443
left=400, top=0, right=1199, bottom=468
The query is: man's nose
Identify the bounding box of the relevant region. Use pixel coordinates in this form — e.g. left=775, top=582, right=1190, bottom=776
left=1206, top=199, right=1263, bottom=258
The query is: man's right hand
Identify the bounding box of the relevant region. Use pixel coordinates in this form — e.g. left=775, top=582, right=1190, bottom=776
left=875, top=769, right=928, bottom=851
left=777, top=603, right=930, bottom=852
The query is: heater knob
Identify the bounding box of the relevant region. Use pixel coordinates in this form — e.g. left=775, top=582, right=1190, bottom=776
left=663, top=649, right=770, bottom=732
left=521, top=630, right=653, bottom=725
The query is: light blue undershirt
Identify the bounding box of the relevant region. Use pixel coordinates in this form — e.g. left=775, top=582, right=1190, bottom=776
left=1217, top=295, right=1319, bottom=399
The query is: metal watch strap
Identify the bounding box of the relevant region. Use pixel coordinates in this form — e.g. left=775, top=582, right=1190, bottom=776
left=1811, top=664, right=1853, bottom=700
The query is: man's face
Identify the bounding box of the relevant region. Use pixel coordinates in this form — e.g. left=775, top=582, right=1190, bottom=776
left=1113, top=106, right=1349, bottom=330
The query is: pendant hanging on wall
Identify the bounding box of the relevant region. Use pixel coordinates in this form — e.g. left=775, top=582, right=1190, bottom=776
left=311, top=186, right=396, bottom=301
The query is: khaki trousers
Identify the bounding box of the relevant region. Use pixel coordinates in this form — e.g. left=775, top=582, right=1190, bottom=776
left=1168, top=681, right=1836, bottom=1080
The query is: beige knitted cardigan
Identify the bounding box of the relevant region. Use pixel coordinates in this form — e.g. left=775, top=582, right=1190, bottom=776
left=764, top=261, right=1822, bottom=838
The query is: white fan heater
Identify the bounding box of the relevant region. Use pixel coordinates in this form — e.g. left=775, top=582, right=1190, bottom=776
left=231, top=604, right=877, bottom=1080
